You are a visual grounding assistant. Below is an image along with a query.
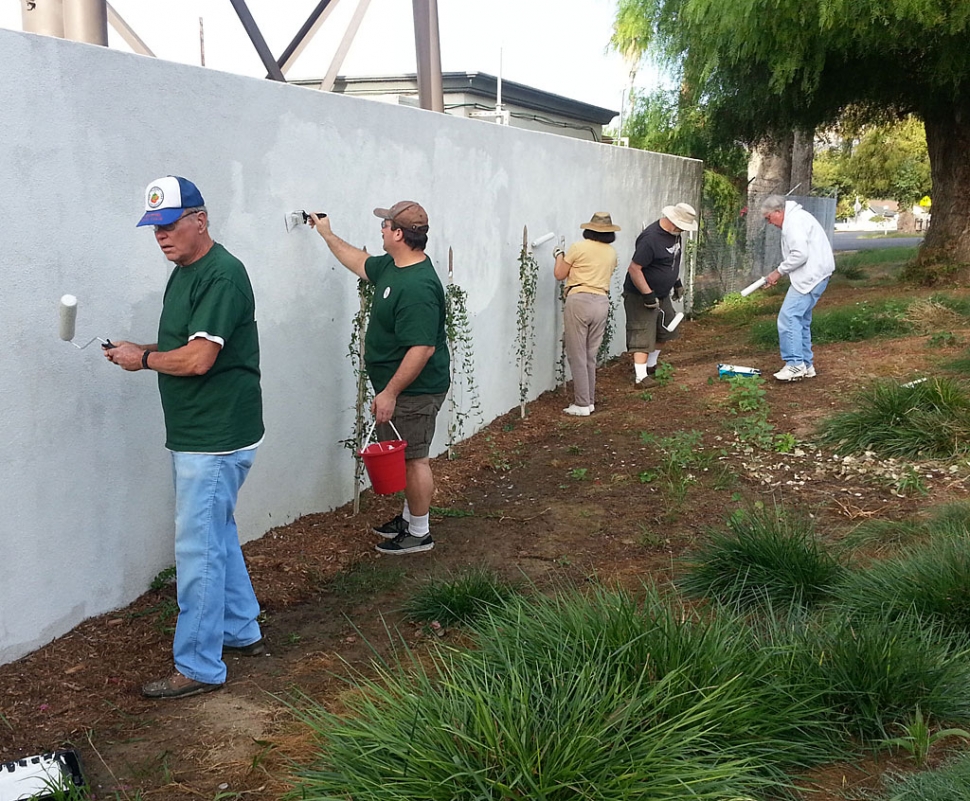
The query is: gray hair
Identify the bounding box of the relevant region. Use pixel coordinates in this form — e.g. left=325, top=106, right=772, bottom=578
left=185, top=205, right=208, bottom=230
left=759, top=195, right=786, bottom=215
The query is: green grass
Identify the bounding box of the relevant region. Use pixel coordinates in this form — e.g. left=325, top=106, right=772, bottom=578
left=877, top=752, right=970, bottom=800
left=402, top=567, right=518, bottom=627
left=841, top=503, right=970, bottom=554
left=836, top=245, right=919, bottom=271
left=833, top=534, right=970, bottom=635
left=750, top=298, right=912, bottom=347
left=288, top=585, right=848, bottom=800
left=798, top=609, right=970, bottom=738
left=817, top=377, right=970, bottom=458
left=678, top=506, right=844, bottom=610
left=322, top=561, right=406, bottom=598
left=706, top=290, right=780, bottom=326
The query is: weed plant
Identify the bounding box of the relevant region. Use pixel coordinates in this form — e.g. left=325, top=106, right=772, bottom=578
left=817, top=377, right=970, bottom=458
left=877, top=752, right=970, bottom=800
left=323, top=562, right=406, bottom=598
left=797, top=610, right=970, bottom=738
left=749, top=299, right=912, bottom=348
left=833, top=534, right=970, bottom=635
left=403, top=568, right=518, bottom=627
left=679, top=506, right=844, bottom=610
left=707, top=291, right=779, bottom=326
left=880, top=705, right=970, bottom=767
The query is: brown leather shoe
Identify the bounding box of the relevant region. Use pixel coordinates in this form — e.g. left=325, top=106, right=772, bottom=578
left=141, top=671, right=223, bottom=699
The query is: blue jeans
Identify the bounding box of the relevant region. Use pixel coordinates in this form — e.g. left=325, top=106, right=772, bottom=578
left=171, top=448, right=261, bottom=684
left=777, top=278, right=829, bottom=367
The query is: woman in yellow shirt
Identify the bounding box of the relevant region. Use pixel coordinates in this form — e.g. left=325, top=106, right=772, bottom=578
left=553, top=212, right=621, bottom=416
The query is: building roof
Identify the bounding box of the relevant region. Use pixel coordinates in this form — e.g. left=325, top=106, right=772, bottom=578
left=320, top=71, right=618, bottom=125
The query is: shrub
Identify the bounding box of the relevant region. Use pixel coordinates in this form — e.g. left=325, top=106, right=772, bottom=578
left=679, top=506, right=844, bottom=610
left=817, top=377, right=970, bottom=458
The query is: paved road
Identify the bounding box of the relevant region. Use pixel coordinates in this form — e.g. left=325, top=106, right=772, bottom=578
left=833, top=231, right=924, bottom=252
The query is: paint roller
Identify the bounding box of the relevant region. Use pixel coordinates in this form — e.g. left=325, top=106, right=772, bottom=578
left=59, top=294, right=113, bottom=350
left=740, top=276, right=768, bottom=297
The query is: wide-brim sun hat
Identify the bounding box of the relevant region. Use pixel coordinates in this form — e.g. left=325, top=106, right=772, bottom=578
left=662, top=202, right=698, bottom=232
left=579, top=212, right=621, bottom=233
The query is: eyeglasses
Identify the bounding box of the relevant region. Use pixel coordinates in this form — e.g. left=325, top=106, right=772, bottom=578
left=153, top=209, right=201, bottom=233
left=381, top=219, right=393, bottom=229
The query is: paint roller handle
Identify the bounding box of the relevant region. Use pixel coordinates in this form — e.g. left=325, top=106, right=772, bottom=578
left=303, top=211, right=327, bottom=224
left=101, top=339, right=117, bottom=350
left=740, top=277, right=767, bottom=297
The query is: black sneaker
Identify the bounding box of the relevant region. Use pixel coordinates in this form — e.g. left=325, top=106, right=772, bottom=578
left=372, top=515, right=410, bottom=540
left=375, top=531, right=435, bottom=555
left=223, top=637, right=266, bottom=656
left=646, top=365, right=657, bottom=376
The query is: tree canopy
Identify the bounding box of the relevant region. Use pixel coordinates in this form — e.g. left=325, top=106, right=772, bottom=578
left=614, top=0, right=970, bottom=264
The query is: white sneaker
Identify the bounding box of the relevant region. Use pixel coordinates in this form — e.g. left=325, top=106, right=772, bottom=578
left=589, top=404, right=595, bottom=413
left=773, top=363, right=807, bottom=382
left=804, top=364, right=816, bottom=378
left=563, top=404, right=591, bottom=417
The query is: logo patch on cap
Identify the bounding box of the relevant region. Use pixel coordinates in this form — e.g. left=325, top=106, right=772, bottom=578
left=147, top=187, right=165, bottom=208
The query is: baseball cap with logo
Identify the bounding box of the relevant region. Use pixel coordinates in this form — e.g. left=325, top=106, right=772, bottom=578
left=372, top=200, right=429, bottom=232
left=137, top=176, right=205, bottom=227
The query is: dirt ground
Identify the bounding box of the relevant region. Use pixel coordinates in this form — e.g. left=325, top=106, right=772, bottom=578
left=4, top=271, right=970, bottom=800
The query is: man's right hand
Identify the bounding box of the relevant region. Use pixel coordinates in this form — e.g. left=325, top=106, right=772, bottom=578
left=308, top=212, right=332, bottom=239
left=642, top=292, right=659, bottom=309
left=552, top=246, right=565, bottom=260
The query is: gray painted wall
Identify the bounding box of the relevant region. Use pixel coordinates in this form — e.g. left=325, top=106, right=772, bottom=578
left=0, top=29, right=702, bottom=665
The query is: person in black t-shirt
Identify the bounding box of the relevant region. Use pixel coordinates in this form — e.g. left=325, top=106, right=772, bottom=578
left=622, top=202, right=697, bottom=386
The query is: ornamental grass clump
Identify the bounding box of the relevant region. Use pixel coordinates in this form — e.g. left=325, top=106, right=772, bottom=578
left=832, top=534, right=970, bottom=635
left=749, top=299, right=911, bottom=348
left=817, top=377, right=970, bottom=459
left=678, top=506, right=844, bottom=610
left=287, top=585, right=847, bottom=800
left=794, top=609, right=970, bottom=739
left=402, top=567, right=518, bottom=627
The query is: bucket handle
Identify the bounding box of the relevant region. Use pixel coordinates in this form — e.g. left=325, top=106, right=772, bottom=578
left=361, top=418, right=404, bottom=452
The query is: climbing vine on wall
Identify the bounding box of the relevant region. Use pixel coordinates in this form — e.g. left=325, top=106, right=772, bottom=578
left=516, top=244, right=540, bottom=416
left=597, top=296, right=618, bottom=366
left=445, top=282, right=482, bottom=455
left=556, top=281, right=567, bottom=391
left=342, top=278, right=375, bottom=513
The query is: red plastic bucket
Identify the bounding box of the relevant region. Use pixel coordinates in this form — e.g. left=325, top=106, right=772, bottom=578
left=359, top=421, right=408, bottom=495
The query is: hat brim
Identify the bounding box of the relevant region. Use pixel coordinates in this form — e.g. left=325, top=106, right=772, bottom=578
left=662, top=205, right=698, bottom=232
left=137, top=207, right=184, bottom=227
left=580, top=222, right=621, bottom=233
left=373, top=207, right=392, bottom=219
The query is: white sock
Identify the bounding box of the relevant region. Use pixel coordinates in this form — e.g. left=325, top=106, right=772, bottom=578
left=647, top=350, right=661, bottom=368
left=402, top=500, right=411, bottom=524
left=409, top=513, right=430, bottom=538
left=634, top=363, right=648, bottom=381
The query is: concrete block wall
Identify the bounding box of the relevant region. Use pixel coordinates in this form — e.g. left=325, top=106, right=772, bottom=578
left=0, top=29, right=702, bottom=664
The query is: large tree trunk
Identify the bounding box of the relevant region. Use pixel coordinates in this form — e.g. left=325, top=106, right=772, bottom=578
left=922, top=112, right=970, bottom=265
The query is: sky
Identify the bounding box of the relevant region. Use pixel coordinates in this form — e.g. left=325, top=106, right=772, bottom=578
left=0, top=0, right=661, bottom=120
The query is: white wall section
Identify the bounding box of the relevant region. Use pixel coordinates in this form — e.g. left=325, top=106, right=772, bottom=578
left=0, top=29, right=702, bottom=664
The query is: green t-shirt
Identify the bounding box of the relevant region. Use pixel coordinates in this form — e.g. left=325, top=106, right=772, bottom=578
left=363, top=253, right=450, bottom=395
left=157, top=242, right=264, bottom=452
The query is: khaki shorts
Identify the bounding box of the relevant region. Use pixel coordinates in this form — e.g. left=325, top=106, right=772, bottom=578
left=624, top=292, right=682, bottom=352
left=376, top=392, right=446, bottom=460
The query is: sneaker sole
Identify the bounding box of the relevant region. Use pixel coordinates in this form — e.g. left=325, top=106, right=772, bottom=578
left=374, top=542, right=435, bottom=555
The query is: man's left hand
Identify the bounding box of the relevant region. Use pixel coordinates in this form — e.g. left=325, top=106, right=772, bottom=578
left=672, top=284, right=684, bottom=301
left=105, top=342, right=145, bottom=371
left=765, top=269, right=782, bottom=287
left=372, top=390, right=397, bottom=425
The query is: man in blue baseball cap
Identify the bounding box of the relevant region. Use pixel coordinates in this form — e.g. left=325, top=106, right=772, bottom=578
left=106, top=176, right=266, bottom=699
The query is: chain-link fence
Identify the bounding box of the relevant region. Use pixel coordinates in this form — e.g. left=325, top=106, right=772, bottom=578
left=692, top=187, right=837, bottom=312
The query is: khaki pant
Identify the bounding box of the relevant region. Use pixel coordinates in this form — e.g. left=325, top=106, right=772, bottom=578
left=563, top=292, right=609, bottom=407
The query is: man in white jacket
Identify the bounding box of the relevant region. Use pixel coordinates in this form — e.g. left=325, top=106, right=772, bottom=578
left=762, top=195, right=835, bottom=381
